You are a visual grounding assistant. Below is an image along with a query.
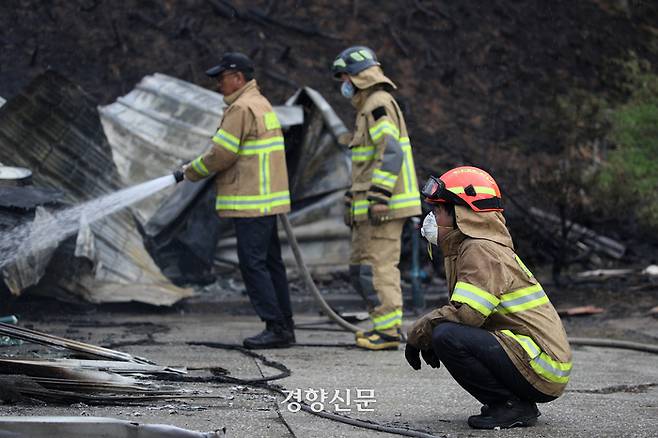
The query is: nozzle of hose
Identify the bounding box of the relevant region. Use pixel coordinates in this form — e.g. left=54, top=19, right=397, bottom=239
left=173, top=169, right=184, bottom=183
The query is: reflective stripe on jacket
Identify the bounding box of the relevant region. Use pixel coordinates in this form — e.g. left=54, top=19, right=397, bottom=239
left=185, top=80, right=290, bottom=218
left=348, top=88, right=421, bottom=222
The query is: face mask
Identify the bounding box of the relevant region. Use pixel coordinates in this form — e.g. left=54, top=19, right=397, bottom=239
left=341, top=80, right=355, bottom=99
left=421, top=212, right=438, bottom=246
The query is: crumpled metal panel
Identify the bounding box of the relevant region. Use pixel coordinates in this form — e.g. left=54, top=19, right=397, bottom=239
left=0, top=71, right=192, bottom=305
left=143, top=86, right=352, bottom=280
left=1, top=207, right=58, bottom=295
left=98, top=75, right=351, bottom=280
left=0, top=186, right=64, bottom=210
left=99, top=73, right=304, bottom=223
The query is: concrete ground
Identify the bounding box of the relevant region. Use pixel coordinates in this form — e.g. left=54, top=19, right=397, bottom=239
left=1, top=311, right=656, bottom=438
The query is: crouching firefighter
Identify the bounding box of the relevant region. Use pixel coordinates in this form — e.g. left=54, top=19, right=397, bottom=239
left=405, top=166, right=573, bottom=429
left=182, top=52, right=295, bottom=349
left=331, top=46, right=422, bottom=350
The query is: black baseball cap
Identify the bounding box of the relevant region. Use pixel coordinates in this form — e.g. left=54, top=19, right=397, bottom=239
left=206, top=52, right=255, bottom=77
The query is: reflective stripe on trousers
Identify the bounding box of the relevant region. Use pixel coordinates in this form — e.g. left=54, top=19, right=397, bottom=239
left=372, top=309, right=403, bottom=330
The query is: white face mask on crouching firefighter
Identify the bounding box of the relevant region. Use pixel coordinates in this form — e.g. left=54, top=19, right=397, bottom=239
left=421, top=211, right=454, bottom=246
left=421, top=212, right=439, bottom=246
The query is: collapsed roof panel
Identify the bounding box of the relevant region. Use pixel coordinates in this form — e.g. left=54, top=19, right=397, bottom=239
left=0, top=71, right=192, bottom=305
left=98, top=74, right=351, bottom=282
left=139, top=85, right=352, bottom=282
left=99, top=73, right=304, bottom=223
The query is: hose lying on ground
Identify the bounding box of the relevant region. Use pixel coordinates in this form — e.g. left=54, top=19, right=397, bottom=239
left=279, top=214, right=362, bottom=333
left=568, top=337, right=658, bottom=354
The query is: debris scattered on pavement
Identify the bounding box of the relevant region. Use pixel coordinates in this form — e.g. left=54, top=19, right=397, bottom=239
left=0, top=322, right=191, bottom=404
left=0, top=322, right=159, bottom=364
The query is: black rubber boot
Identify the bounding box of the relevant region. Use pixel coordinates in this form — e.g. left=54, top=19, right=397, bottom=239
left=468, top=400, right=540, bottom=429
left=243, top=322, right=291, bottom=349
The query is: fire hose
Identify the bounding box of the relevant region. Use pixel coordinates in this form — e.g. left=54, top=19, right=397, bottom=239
left=278, top=214, right=362, bottom=333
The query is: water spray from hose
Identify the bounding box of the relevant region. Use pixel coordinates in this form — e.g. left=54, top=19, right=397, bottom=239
left=0, top=174, right=180, bottom=269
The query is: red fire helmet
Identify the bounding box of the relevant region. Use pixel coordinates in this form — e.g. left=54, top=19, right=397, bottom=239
left=421, top=166, right=503, bottom=212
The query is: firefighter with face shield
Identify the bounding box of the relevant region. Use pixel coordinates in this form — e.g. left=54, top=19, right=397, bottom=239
left=406, top=166, right=573, bottom=429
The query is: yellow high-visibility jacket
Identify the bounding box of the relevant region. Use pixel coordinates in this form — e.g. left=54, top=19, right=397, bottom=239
left=347, top=66, right=421, bottom=222
left=185, top=80, right=290, bottom=218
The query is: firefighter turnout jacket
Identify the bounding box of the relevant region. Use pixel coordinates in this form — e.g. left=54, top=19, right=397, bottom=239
left=347, top=66, right=421, bottom=222
left=185, top=80, right=290, bottom=218
left=408, top=206, right=573, bottom=397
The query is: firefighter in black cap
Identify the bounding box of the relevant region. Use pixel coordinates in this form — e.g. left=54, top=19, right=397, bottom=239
left=183, top=52, right=295, bottom=349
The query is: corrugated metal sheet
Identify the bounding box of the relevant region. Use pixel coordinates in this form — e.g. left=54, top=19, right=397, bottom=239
left=99, top=73, right=304, bottom=223
left=0, top=71, right=192, bottom=305
left=99, top=75, right=352, bottom=279
left=0, top=186, right=64, bottom=211
left=142, top=86, right=353, bottom=278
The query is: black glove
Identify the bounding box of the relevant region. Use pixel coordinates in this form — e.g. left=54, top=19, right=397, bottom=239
left=421, top=348, right=441, bottom=369
left=405, top=344, right=421, bottom=370
left=405, top=344, right=441, bottom=370
left=173, top=168, right=185, bottom=183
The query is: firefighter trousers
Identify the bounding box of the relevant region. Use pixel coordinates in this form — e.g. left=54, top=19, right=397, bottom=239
left=234, top=216, right=293, bottom=325
left=431, top=322, right=556, bottom=406
left=349, top=218, right=406, bottom=331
